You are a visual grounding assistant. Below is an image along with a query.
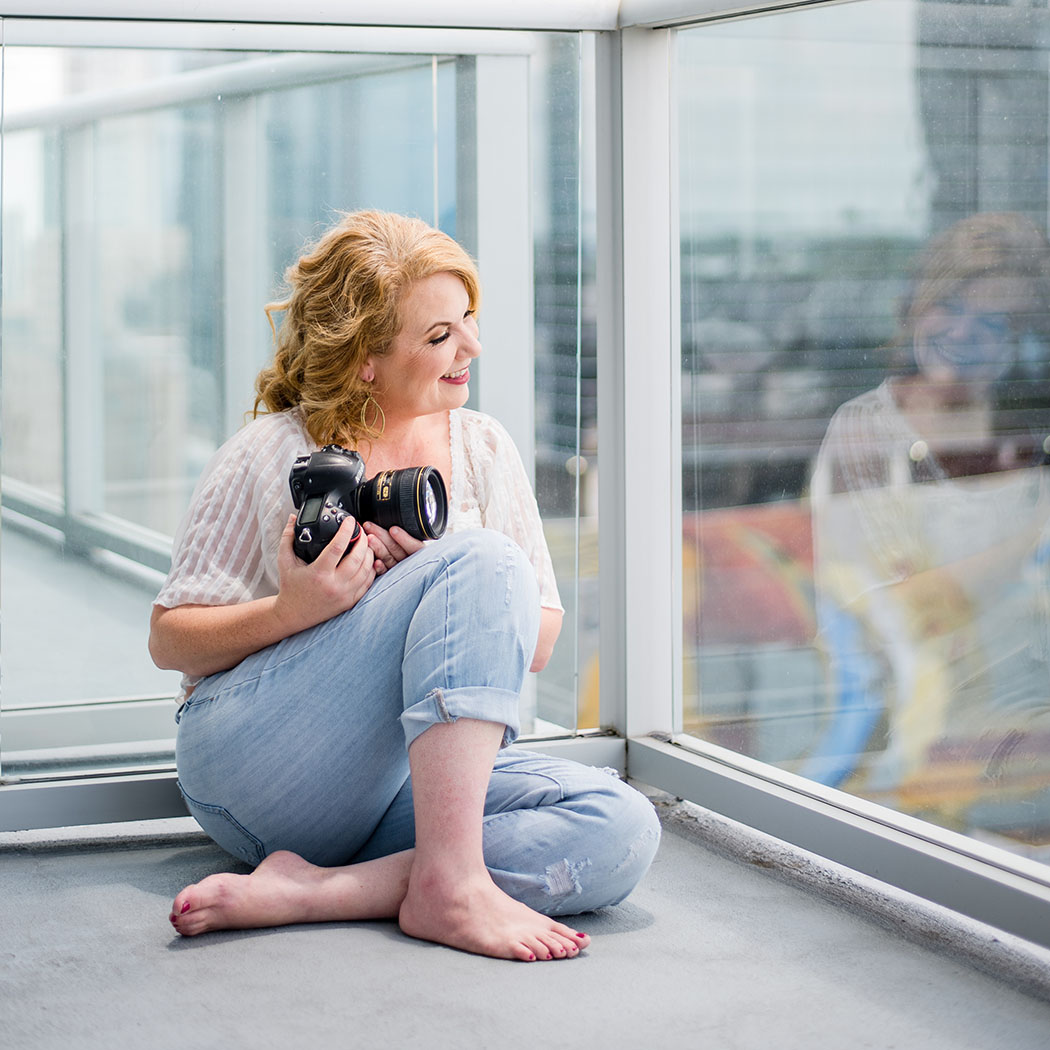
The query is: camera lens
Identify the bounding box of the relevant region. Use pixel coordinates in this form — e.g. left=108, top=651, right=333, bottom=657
left=423, top=483, right=439, bottom=529
left=419, top=469, right=447, bottom=537
left=357, top=466, right=447, bottom=541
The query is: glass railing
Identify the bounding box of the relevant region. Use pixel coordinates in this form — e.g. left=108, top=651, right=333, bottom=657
left=1, top=23, right=598, bottom=776
left=678, top=0, right=1050, bottom=867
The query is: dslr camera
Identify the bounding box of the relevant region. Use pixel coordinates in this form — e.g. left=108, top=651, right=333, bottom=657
left=288, top=444, right=448, bottom=563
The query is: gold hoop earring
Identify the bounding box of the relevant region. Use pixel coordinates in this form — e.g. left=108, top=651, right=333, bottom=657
left=361, top=392, right=386, bottom=436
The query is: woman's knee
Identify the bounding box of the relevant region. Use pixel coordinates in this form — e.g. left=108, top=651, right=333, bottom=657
left=439, top=529, right=539, bottom=612
left=542, top=774, right=661, bottom=915
left=335, top=528, right=538, bottom=656
left=431, top=530, right=541, bottom=655
left=594, top=779, right=661, bottom=903
left=397, top=532, right=540, bottom=745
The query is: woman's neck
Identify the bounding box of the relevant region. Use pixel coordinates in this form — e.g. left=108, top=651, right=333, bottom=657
left=893, top=375, right=993, bottom=448
left=358, top=410, right=452, bottom=478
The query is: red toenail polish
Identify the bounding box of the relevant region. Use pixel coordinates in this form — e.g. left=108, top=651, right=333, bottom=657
left=181, top=901, right=191, bottom=914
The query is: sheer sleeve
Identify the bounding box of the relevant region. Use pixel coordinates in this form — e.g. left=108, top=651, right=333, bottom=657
left=456, top=411, right=563, bottom=611
left=154, top=411, right=315, bottom=609
left=811, top=384, right=925, bottom=610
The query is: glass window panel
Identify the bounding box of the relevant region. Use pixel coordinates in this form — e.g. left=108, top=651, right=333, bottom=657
left=95, top=104, right=224, bottom=531
left=679, top=0, right=1050, bottom=865
left=1, top=30, right=591, bottom=780
left=533, top=35, right=599, bottom=733
left=2, top=129, right=63, bottom=498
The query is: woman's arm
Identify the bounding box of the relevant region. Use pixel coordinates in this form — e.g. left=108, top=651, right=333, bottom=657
left=531, top=607, right=563, bottom=673
left=150, top=597, right=291, bottom=679
left=150, top=515, right=375, bottom=678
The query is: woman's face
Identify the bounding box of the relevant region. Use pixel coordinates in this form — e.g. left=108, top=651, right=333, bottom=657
left=366, top=271, right=481, bottom=423
left=913, top=275, right=1031, bottom=384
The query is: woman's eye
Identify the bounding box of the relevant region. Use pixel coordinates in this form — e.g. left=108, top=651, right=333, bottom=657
left=429, top=331, right=451, bottom=346
left=976, top=315, right=1010, bottom=339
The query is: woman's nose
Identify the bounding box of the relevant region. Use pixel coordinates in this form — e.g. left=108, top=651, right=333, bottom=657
left=942, top=308, right=985, bottom=348
left=462, top=325, right=482, bottom=357
left=950, top=316, right=975, bottom=344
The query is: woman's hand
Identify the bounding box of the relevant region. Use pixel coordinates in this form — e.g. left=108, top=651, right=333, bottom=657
left=273, top=513, right=377, bottom=633
left=893, top=567, right=972, bottom=639
left=149, top=515, right=376, bottom=680
left=363, top=522, right=427, bottom=574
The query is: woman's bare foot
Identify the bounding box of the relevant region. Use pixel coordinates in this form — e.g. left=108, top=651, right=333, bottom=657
left=169, top=849, right=410, bottom=937
left=169, top=851, right=330, bottom=936
left=398, top=867, right=590, bottom=962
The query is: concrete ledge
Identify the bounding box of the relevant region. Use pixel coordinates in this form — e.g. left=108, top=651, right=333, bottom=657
left=648, top=788, right=1050, bottom=1004
left=0, top=816, right=208, bottom=855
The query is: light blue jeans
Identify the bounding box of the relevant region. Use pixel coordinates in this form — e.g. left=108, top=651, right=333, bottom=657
left=175, top=529, right=660, bottom=916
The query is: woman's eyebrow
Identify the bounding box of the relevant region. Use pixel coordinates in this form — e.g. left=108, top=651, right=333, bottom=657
left=419, top=316, right=462, bottom=338
left=411, top=323, right=445, bottom=343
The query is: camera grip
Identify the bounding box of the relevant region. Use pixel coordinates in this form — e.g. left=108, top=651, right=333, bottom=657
left=292, top=500, right=361, bottom=563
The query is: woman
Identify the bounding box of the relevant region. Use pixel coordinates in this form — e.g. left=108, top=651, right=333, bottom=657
left=150, top=210, right=660, bottom=962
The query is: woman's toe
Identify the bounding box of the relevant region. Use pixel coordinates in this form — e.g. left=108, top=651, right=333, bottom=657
left=537, top=933, right=568, bottom=958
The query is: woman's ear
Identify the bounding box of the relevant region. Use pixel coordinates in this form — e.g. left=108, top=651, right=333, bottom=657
left=360, top=361, right=376, bottom=384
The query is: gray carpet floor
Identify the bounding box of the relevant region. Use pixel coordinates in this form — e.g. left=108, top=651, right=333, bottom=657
left=3, top=795, right=1050, bottom=1050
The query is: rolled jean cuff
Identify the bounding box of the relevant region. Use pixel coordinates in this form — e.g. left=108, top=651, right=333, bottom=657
left=400, top=686, right=521, bottom=750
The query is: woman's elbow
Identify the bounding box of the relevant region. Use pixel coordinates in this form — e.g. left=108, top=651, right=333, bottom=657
left=148, top=606, right=181, bottom=671
left=148, top=632, right=173, bottom=671
left=530, top=646, right=552, bottom=674
left=530, top=608, right=563, bottom=673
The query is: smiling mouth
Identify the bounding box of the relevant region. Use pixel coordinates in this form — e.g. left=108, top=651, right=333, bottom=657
left=442, top=367, right=469, bottom=380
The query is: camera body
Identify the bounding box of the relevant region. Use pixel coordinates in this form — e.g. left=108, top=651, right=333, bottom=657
left=288, top=444, right=447, bottom=563
left=289, top=445, right=367, bottom=563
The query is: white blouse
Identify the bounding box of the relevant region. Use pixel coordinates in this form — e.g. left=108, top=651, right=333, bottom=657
left=155, top=407, right=562, bottom=695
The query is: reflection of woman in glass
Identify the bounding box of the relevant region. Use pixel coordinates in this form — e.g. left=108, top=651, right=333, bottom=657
left=810, top=213, right=1050, bottom=840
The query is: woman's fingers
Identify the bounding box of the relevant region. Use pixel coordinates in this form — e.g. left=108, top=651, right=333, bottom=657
left=309, top=518, right=373, bottom=598
left=275, top=515, right=376, bottom=630
left=316, top=515, right=361, bottom=567
left=363, top=526, right=396, bottom=572
left=363, top=522, right=423, bottom=570
left=388, top=525, right=427, bottom=555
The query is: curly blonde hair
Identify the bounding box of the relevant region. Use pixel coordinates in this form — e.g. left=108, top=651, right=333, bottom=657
left=255, top=210, right=481, bottom=447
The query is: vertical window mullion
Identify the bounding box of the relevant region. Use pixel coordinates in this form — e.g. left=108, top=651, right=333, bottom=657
left=619, top=26, right=681, bottom=739
left=61, top=123, right=104, bottom=536
left=473, top=54, right=534, bottom=468
left=222, top=94, right=270, bottom=438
